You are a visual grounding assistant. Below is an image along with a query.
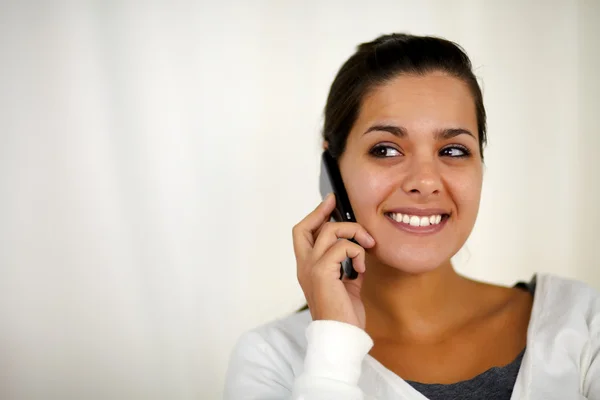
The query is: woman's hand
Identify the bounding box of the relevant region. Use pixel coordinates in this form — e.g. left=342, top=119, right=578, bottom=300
left=292, top=193, right=376, bottom=330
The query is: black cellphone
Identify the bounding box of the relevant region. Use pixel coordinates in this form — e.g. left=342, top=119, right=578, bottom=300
left=321, top=150, right=359, bottom=280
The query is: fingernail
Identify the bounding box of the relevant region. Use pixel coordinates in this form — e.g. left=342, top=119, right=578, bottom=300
left=366, top=233, right=375, bottom=244
left=325, top=192, right=334, bottom=201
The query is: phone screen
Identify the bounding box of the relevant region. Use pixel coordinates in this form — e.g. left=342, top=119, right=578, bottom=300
left=321, top=150, right=359, bottom=280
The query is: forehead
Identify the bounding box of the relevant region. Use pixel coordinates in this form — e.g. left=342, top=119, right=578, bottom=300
left=355, top=72, right=478, bottom=134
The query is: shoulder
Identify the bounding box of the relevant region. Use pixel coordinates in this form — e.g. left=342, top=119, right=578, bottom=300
left=532, top=273, right=600, bottom=347
left=223, top=311, right=312, bottom=398
left=248, top=308, right=313, bottom=351
left=228, top=309, right=313, bottom=374
left=532, top=274, right=600, bottom=396
left=536, top=273, right=600, bottom=328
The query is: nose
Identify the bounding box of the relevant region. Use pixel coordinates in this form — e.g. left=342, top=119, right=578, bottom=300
left=400, top=155, right=442, bottom=198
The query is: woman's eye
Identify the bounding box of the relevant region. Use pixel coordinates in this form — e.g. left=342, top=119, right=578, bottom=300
left=369, top=145, right=401, bottom=158
left=440, top=145, right=471, bottom=158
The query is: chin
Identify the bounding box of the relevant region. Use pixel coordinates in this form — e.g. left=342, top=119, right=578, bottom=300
left=368, top=244, right=455, bottom=275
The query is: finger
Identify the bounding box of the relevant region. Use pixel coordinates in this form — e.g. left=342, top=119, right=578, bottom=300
left=312, top=221, right=375, bottom=259
left=312, top=240, right=366, bottom=278
left=292, top=193, right=336, bottom=258
left=312, top=216, right=331, bottom=240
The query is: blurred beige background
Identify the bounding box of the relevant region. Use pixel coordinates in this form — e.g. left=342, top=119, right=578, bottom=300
left=0, top=0, right=598, bottom=399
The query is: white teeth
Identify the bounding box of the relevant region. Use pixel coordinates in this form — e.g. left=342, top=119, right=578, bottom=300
left=387, top=212, right=445, bottom=226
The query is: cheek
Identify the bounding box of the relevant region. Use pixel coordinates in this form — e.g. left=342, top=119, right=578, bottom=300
left=345, top=167, right=394, bottom=220
left=448, top=168, right=483, bottom=215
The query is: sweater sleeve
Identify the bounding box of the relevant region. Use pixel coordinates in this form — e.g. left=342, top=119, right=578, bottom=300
left=292, top=320, right=375, bottom=399
left=223, top=320, right=374, bottom=400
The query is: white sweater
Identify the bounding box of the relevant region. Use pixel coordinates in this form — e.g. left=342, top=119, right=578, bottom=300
left=224, top=274, right=600, bottom=399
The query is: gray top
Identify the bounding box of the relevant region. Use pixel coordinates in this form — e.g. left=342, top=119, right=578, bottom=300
left=406, top=276, right=537, bottom=400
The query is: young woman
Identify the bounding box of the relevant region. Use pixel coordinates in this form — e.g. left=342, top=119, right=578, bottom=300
left=224, top=33, right=600, bottom=400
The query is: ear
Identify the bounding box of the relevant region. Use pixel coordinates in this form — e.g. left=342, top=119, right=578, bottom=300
left=323, top=141, right=329, bottom=150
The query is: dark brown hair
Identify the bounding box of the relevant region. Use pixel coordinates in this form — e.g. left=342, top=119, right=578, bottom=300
left=323, top=32, right=486, bottom=160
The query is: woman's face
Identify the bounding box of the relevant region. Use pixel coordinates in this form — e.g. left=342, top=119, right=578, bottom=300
left=338, top=72, right=483, bottom=274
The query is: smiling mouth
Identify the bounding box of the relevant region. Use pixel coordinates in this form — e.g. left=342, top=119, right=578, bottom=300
left=384, top=212, right=451, bottom=227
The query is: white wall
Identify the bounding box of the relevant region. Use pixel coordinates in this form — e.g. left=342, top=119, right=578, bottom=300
left=0, top=1, right=598, bottom=399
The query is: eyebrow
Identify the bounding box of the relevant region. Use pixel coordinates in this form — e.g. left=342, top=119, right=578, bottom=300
left=363, top=124, right=476, bottom=141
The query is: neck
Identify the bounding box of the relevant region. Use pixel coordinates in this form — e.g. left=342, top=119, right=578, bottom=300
left=362, top=256, right=476, bottom=343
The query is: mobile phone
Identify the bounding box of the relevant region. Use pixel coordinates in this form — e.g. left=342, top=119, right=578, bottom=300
left=321, top=150, right=359, bottom=280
